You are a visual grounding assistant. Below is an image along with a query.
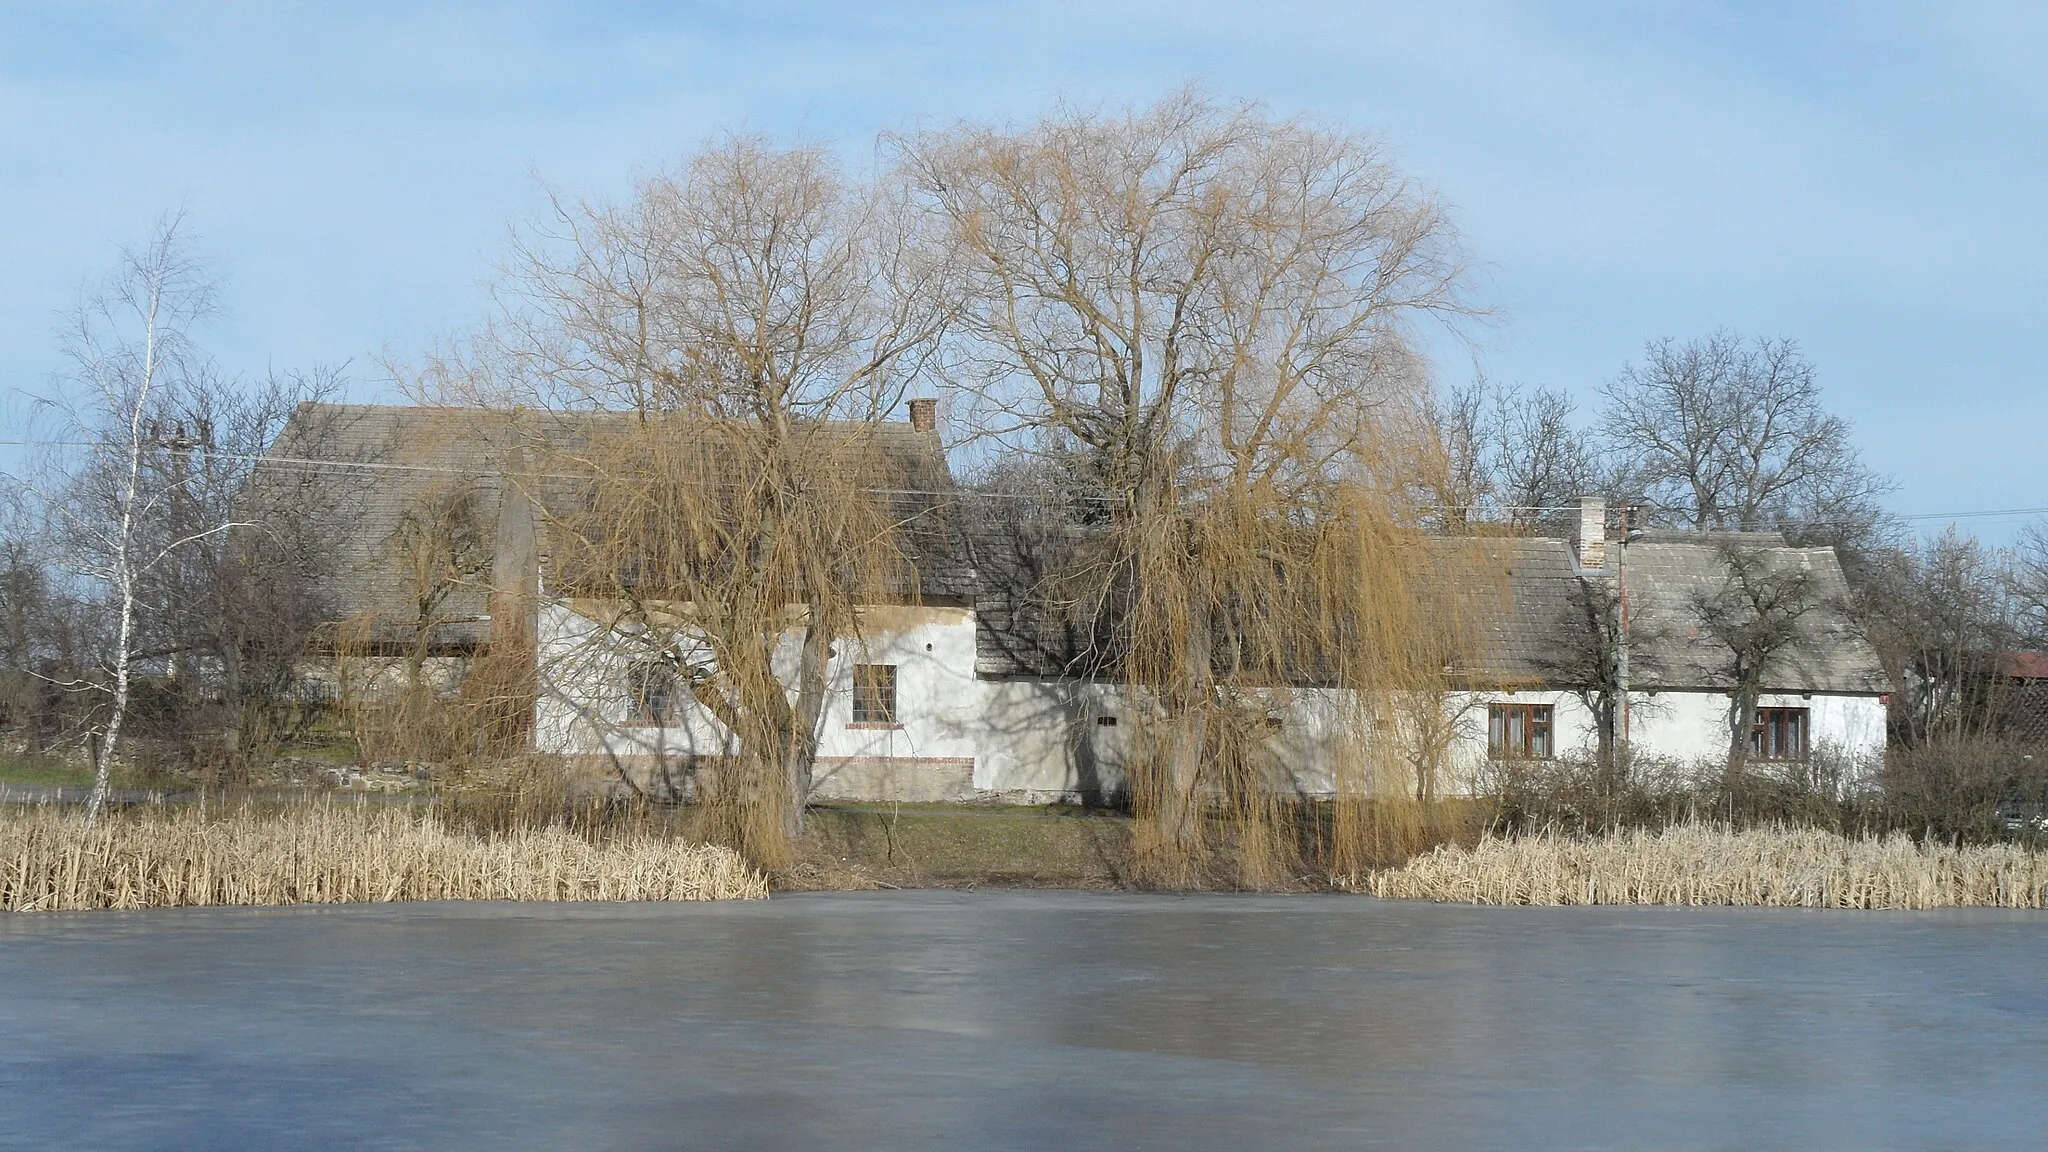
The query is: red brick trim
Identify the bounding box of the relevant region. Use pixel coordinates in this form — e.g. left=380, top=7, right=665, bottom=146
left=815, top=756, right=974, bottom=768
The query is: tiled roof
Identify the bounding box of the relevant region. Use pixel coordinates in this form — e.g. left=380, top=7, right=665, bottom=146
left=1440, top=536, right=1589, bottom=687
left=2000, top=651, right=2048, bottom=681
left=1618, top=535, right=1887, bottom=694
left=966, top=514, right=1887, bottom=695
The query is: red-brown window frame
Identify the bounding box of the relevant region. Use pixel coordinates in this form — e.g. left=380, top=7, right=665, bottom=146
left=1751, top=707, right=1809, bottom=761
left=1488, top=703, right=1553, bottom=760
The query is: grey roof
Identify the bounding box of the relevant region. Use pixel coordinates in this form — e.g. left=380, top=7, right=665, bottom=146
left=256, top=404, right=515, bottom=648
left=960, top=501, right=1112, bottom=679
left=962, top=514, right=1596, bottom=685
left=257, top=403, right=969, bottom=648
left=1618, top=534, right=1887, bottom=694
left=967, top=518, right=1887, bottom=695
left=1442, top=536, right=1589, bottom=687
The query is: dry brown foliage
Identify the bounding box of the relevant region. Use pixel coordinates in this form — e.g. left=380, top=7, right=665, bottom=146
left=898, top=91, right=1482, bottom=885
left=0, top=800, right=766, bottom=911
left=1362, top=822, right=2048, bottom=908
left=407, top=135, right=949, bottom=871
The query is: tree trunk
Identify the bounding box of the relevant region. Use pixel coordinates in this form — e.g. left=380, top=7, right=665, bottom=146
left=782, top=608, right=833, bottom=839
left=85, top=573, right=137, bottom=822
left=1725, top=684, right=1759, bottom=783
left=1593, top=693, right=1616, bottom=792
left=1154, top=592, right=1212, bottom=859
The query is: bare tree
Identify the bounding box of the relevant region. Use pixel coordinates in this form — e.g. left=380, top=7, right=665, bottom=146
left=1599, top=332, right=1888, bottom=535
left=443, top=135, right=950, bottom=864
left=386, top=482, right=493, bottom=696
left=2009, top=521, right=2048, bottom=651
left=1424, top=379, right=1601, bottom=533
left=193, top=377, right=359, bottom=766
left=0, top=496, right=82, bottom=749
left=1422, top=380, right=1488, bottom=531
left=32, top=214, right=251, bottom=819
left=897, top=91, right=1474, bottom=882
left=1855, top=529, right=2020, bottom=746
left=1690, top=541, right=1821, bottom=781
left=1487, top=383, right=1601, bottom=532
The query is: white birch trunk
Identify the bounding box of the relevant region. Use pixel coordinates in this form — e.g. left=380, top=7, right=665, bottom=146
left=83, top=270, right=162, bottom=823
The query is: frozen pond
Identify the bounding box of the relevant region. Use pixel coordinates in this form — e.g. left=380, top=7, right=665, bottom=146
left=2, top=892, right=2044, bottom=1150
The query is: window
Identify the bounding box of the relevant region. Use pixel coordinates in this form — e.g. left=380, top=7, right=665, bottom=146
left=852, top=664, right=898, bottom=725
left=1488, top=703, right=1553, bottom=760
left=1751, top=707, right=1809, bottom=761
left=626, top=661, right=676, bottom=727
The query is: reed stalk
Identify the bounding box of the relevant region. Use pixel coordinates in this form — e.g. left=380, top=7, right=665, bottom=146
left=1358, top=823, right=2048, bottom=909
left=1, top=801, right=766, bottom=911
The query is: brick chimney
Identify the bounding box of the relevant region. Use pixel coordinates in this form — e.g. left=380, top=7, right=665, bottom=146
left=906, top=397, right=937, bottom=434
left=1576, top=495, right=1607, bottom=571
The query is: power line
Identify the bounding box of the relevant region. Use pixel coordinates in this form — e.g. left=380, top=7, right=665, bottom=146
left=0, top=437, right=2040, bottom=528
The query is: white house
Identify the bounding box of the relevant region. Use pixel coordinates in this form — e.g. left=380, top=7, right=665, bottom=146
left=279, top=403, right=1891, bottom=803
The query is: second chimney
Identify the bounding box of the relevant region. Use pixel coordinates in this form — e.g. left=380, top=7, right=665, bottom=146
left=1576, top=495, right=1607, bottom=571
left=906, top=397, right=938, bottom=434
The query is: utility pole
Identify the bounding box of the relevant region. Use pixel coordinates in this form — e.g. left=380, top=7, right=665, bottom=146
left=1616, top=502, right=1631, bottom=757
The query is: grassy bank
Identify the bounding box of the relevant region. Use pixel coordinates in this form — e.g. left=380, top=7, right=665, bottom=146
left=1, top=802, right=766, bottom=911
left=1360, top=824, right=2048, bottom=909
left=782, top=803, right=1133, bottom=890
left=0, top=756, right=96, bottom=790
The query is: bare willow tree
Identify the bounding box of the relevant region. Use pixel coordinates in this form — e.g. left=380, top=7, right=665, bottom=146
left=897, top=91, right=1474, bottom=884
left=440, top=136, right=949, bottom=865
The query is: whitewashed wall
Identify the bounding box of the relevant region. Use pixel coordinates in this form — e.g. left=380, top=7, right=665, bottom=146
left=973, top=679, right=1117, bottom=801
left=534, top=599, right=1888, bottom=802
left=1437, top=689, right=1599, bottom=788
left=534, top=601, right=982, bottom=800
left=1624, top=689, right=1885, bottom=770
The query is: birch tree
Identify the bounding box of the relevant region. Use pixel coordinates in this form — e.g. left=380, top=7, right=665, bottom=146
left=38, top=214, right=243, bottom=818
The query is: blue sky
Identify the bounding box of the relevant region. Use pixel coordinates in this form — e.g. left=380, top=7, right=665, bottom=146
left=3, top=2, right=2040, bottom=538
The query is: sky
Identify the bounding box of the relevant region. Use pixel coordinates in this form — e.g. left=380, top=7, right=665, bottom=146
left=2, top=1, right=2041, bottom=540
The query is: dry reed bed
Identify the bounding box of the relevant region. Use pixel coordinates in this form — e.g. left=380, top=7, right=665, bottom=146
left=1, top=803, right=767, bottom=911
left=1361, top=824, right=2048, bottom=909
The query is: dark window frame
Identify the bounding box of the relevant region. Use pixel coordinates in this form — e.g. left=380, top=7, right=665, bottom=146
left=1488, top=703, right=1554, bottom=760
left=1751, top=706, right=1810, bottom=762
left=626, top=660, right=676, bottom=727
left=851, top=664, right=899, bottom=726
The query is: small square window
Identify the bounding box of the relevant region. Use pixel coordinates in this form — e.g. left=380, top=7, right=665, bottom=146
left=1488, top=703, right=1553, bottom=760
left=852, top=664, right=897, bottom=725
